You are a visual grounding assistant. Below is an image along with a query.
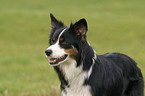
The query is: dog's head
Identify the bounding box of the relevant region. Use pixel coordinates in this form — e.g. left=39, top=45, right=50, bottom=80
left=45, top=13, right=88, bottom=66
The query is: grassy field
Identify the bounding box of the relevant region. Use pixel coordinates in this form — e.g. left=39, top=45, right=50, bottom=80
left=0, top=0, right=145, bottom=95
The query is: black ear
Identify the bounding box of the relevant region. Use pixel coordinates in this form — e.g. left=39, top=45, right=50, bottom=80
left=72, top=18, right=88, bottom=41
left=50, top=13, right=63, bottom=31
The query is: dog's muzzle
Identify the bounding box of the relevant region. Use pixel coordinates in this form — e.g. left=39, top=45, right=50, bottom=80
left=45, top=49, right=68, bottom=66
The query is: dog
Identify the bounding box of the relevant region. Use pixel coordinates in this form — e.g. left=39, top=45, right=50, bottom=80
left=45, top=13, right=144, bottom=96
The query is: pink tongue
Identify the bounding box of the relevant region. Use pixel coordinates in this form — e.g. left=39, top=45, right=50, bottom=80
left=49, top=59, right=57, bottom=63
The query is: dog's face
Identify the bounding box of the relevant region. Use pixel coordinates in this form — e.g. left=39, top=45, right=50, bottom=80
left=45, top=14, right=88, bottom=66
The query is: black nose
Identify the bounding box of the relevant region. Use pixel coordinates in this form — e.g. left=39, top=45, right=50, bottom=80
left=45, top=49, right=52, bottom=56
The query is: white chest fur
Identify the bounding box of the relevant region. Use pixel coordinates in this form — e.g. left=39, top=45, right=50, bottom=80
left=60, top=59, right=92, bottom=96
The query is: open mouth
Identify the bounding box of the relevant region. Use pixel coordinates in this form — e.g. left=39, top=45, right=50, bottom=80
left=49, top=54, right=68, bottom=66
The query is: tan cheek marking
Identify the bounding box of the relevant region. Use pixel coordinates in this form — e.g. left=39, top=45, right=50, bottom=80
left=65, top=46, right=78, bottom=60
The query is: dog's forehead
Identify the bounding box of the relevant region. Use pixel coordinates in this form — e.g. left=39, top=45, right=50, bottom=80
left=52, top=28, right=64, bottom=39
left=50, top=27, right=69, bottom=42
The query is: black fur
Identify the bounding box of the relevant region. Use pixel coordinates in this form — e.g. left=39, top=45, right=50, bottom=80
left=47, top=14, right=144, bottom=96
left=85, top=53, right=144, bottom=96
left=54, top=66, right=69, bottom=90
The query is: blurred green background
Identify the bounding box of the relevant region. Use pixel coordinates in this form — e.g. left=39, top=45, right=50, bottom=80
left=0, top=0, right=145, bottom=96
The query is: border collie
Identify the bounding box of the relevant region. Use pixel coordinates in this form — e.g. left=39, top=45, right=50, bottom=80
left=45, top=13, right=144, bottom=96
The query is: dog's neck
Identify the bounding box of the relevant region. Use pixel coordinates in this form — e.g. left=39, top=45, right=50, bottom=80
left=60, top=59, right=87, bottom=81
left=59, top=59, right=90, bottom=95
left=76, top=41, right=96, bottom=70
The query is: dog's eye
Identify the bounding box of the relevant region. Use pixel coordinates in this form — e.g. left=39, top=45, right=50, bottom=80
left=60, top=37, right=67, bottom=45
left=61, top=41, right=67, bottom=45
left=51, top=40, right=53, bottom=44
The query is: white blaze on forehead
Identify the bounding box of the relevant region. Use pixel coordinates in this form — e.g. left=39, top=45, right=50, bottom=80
left=53, top=27, right=68, bottom=44
left=57, top=28, right=68, bottom=41
left=47, top=28, right=68, bottom=58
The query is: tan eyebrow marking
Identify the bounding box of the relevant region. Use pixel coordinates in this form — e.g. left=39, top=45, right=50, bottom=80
left=59, top=37, right=63, bottom=42
left=53, top=37, right=55, bottom=41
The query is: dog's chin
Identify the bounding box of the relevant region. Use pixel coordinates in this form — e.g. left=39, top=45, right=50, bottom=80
left=49, top=54, right=68, bottom=66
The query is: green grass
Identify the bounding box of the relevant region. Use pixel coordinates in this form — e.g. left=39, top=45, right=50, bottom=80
left=0, top=0, right=145, bottom=95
